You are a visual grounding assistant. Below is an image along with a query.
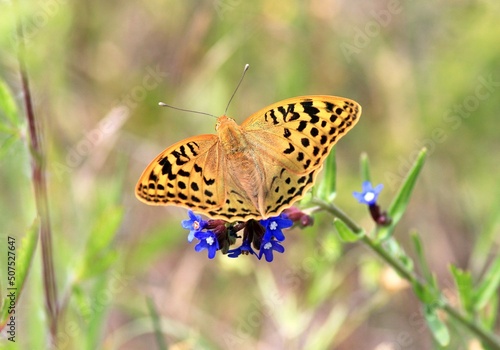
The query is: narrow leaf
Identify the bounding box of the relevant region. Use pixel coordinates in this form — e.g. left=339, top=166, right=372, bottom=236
left=424, top=305, right=450, bottom=346
left=449, top=264, right=473, bottom=316
left=411, top=232, right=433, bottom=285
left=0, top=79, right=21, bottom=127
left=147, top=297, right=169, bottom=350
left=474, top=256, right=500, bottom=311
left=412, top=281, right=433, bottom=304
left=377, top=148, right=427, bottom=240
left=317, top=148, right=337, bottom=202
left=334, top=218, right=364, bottom=242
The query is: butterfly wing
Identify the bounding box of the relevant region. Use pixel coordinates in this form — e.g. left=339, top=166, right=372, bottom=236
left=136, top=134, right=262, bottom=221
left=136, top=135, right=227, bottom=213
left=241, top=95, right=361, bottom=217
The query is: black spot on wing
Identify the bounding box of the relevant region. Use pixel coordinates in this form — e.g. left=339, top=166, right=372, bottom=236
left=283, top=143, right=295, bottom=154
left=149, top=171, right=158, bottom=182
left=204, top=176, right=215, bottom=185
left=301, top=101, right=320, bottom=116
left=297, top=120, right=307, bottom=132
left=178, top=169, right=190, bottom=177
left=325, top=102, right=334, bottom=112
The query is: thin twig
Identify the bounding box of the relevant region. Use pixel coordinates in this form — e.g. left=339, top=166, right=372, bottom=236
left=14, top=1, right=59, bottom=345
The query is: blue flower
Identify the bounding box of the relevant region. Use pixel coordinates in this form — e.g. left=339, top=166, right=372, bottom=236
left=227, top=240, right=257, bottom=258
left=194, top=230, right=219, bottom=259
left=258, top=238, right=285, bottom=262
left=260, top=214, right=293, bottom=242
left=182, top=210, right=207, bottom=242
left=353, top=181, right=383, bottom=206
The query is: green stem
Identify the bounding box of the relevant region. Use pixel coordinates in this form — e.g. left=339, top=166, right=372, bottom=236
left=312, top=198, right=500, bottom=350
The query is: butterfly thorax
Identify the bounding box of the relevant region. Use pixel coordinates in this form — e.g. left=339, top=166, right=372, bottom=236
left=216, top=115, right=249, bottom=155
left=217, top=115, right=267, bottom=215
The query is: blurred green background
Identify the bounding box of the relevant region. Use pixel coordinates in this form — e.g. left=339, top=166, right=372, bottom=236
left=1, top=0, right=500, bottom=349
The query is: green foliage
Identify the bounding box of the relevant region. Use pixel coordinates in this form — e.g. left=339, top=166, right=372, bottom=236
left=334, top=218, right=364, bottom=242
left=474, top=257, right=500, bottom=312
left=424, top=304, right=450, bottom=346
left=317, top=149, right=337, bottom=202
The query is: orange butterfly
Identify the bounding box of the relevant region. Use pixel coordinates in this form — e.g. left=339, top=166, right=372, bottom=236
left=136, top=95, right=361, bottom=222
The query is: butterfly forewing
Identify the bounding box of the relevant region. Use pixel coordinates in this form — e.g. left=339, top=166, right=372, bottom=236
left=136, top=95, right=361, bottom=222
left=242, top=96, right=361, bottom=174
left=136, top=135, right=227, bottom=212
left=240, top=96, right=361, bottom=218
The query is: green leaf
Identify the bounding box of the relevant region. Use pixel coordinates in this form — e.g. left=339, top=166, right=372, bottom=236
left=317, top=148, right=336, bottom=202
left=85, top=275, right=112, bottom=350
left=411, top=232, right=434, bottom=285
left=412, top=281, right=434, bottom=304
left=424, top=304, right=450, bottom=346
left=474, top=256, right=500, bottom=311
left=0, top=79, right=21, bottom=127
left=147, top=297, right=169, bottom=350
left=334, top=218, right=364, bottom=242
left=377, top=148, right=427, bottom=241
left=360, top=152, right=371, bottom=183
left=449, top=264, right=474, bottom=316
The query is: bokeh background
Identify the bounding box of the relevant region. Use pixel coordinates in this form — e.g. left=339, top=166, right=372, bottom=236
left=1, top=0, right=500, bottom=349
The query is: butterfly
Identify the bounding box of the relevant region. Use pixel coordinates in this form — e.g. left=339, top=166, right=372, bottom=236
left=136, top=95, right=361, bottom=223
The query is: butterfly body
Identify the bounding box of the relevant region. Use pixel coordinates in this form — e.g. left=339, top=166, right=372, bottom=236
left=136, top=96, right=361, bottom=222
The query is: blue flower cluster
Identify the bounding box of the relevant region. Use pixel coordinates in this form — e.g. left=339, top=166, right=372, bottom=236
left=181, top=210, right=293, bottom=262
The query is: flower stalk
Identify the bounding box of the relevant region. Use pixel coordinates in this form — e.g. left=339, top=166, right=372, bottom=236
left=312, top=197, right=500, bottom=349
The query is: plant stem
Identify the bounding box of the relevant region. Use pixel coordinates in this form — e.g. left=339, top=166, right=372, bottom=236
left=14, top=1, right=59, bottom=345
left=312, top=198, right=500, bottom=350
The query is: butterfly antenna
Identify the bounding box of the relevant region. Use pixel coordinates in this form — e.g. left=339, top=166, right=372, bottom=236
left=224, top=64, right=249, bottom=115
left=158, top=102, right=217, bottom=119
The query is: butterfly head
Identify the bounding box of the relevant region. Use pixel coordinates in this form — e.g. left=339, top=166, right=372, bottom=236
left=215, top=115, right=237, bottom=131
